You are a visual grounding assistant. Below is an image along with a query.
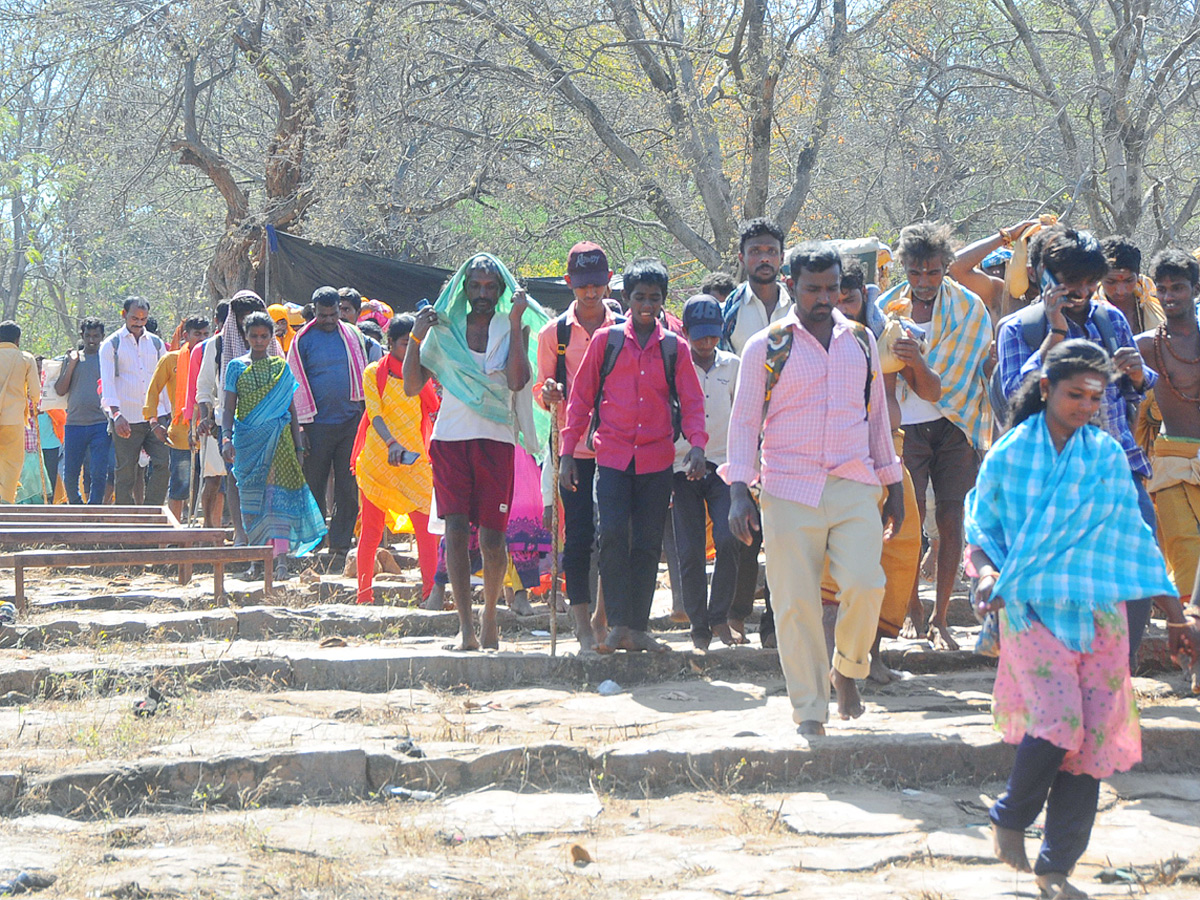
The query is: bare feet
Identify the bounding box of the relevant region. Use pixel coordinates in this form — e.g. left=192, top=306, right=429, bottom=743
left=1036, top=872, right=1088, bottom=899
left=596, top=626, right=668, bottom=652
left=422, top=583, right=448, bottom=611
left=797, top=720, right=826, bottom=736
left=992, top=824, right=1031, bottom=872
left=628, top=630, right=669, bottom=652
left=447, top=629, right=480, bottom=652
left=867, top=654, right=897, bottom=684
left=728, top=617, right=747, bottom=643
left=900, top=588, right=924, bottom=639
left=830, top=669, right=865, bottom=719
left=591, top=609, right=608, bottom=637
left=711, top=623, right=738, bottom=647
left=480, top=606, right=499, bottom=650
left=595, top=625, right=628, bottom=654
left=508, top=589, right=535, bottom=617
left=692, top=632, right=711, bottom=651
left=927, top=621, right=960, bottom=651
left=572, top=605, right=597, bottom=654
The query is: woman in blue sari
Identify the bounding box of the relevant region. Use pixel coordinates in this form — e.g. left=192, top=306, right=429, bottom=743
left=221, top=312, right=326, bottom=580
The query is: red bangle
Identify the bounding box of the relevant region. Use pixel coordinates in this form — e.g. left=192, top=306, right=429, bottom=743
left=387, top=438, right=398, bottom=448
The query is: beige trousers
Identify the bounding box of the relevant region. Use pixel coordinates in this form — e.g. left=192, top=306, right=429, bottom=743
left=0, top=424, right=25, bottom=503
left=762, top=477, right=886, bottom=724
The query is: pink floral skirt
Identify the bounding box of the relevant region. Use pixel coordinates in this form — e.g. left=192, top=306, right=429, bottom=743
left=993, top=603, right=1141, bottom=779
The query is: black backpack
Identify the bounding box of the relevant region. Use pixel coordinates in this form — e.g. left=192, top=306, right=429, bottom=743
left=585, top=327, right=681, bottom=451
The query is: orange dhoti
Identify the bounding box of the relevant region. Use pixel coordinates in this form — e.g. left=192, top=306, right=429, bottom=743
left=821, top=430, right=921, bottom=638
left=1147, top=435, right=1200, bottom=603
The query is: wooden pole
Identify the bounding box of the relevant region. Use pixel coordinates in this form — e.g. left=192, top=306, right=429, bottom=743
left=548, top=400, right=561, bottom=658
left=188, top=431, right=200, bottom=526
left=32, top=406, right=48, bottom=504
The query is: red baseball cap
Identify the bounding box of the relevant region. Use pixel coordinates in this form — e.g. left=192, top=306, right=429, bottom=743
left=567, top=242, right=611, bottom=287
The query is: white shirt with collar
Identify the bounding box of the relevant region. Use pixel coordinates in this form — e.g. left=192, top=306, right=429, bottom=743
left=728, top=281, right=794, bottom=355
left=195, top=336, right=222, bottom=417
left=99, top=325, right=167, bottom=425
left=674, top=348, right=739, bottom=472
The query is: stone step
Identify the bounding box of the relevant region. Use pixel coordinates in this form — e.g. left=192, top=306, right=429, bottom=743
left=2, top=618, right=1182, bottom=704
left=3, top=707, right=1196, bottom=819
left=3, top=673, right=1196, bottom=819
left=0, top=638, right=792, bottom=700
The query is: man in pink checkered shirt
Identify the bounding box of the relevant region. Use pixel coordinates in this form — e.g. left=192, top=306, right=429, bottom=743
left=722, top=242, right=905, bottom=737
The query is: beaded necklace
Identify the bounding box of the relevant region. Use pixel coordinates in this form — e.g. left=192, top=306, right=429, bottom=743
left=1153, top=324, right=1200, bottom=405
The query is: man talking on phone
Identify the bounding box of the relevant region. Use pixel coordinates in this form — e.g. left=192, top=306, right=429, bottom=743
left=995, top=223, right=1166, bottom=666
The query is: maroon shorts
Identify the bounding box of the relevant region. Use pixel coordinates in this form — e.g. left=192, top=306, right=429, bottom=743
left=429, top=438, right=516, bottom=532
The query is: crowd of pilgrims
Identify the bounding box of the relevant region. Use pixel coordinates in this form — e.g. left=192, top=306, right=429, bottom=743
left=4, top=216, right=1200, bottom=897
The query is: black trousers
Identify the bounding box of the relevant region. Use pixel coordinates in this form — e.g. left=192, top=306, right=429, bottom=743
left=560, top=457, right=598, bottom=606
left=302, top=421, right=359, bottom=551
left=672, top=467, right=739, bottom=637
left=729, top=524, right=774, bottom=639
left=596, top=463, right=673, bottom=631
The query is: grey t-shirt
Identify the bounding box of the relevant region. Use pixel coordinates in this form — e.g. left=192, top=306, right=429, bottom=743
left=66, top=352, right=106, bottom=426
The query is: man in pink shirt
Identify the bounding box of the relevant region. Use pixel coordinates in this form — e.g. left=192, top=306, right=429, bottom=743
left=561, top=258, right=708, bottom=653
left=536, top=241, right=620, bottom=652
left=725, top=242, right=905, bottom=736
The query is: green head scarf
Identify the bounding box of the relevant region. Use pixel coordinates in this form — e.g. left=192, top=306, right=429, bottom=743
left=419, top=253, right=552, bottom=456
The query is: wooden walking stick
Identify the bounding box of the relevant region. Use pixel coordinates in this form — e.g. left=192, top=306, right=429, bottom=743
left=548, top=398, right=561, bottom=657
left=187, top=434, right=200, bottom=526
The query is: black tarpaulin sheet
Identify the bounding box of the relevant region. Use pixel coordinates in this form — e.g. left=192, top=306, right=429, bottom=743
left=265, top=229, right=575, bottom=312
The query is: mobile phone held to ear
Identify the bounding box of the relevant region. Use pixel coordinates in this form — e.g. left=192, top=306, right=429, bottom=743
left=1040, top=267, right=1059, bottom=295
left=399, top=449, right=421, bottom=466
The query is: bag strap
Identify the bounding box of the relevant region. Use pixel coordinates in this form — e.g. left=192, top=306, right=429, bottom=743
left=660, top=330, right=682, bottom=441
left=847, top=322, right=874, bottom=420
left=555, top=313, right=571, bottom=390
left=762, top=320, right=794, bottom=420
left=586, top=327, right=627, bottom=450
left=1091, top=303, right=1120, bottom=356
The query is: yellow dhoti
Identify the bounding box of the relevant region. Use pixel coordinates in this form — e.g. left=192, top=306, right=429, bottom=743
left=821, top=431, right=921, bottom=637
left=0, top=423, right=25, bottom=503
left=1148, top=436, right=1200, bottom=601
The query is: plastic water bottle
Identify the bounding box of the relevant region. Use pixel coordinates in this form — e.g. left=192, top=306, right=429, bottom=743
left=382, top=785, right=437, bottom=801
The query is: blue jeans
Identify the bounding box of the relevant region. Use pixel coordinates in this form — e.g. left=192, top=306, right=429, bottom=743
left=168, top=447, right=192, bottom=502
left=63, top=422, right=112, bottom=504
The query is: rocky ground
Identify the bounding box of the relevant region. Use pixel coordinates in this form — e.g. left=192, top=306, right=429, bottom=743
left=2, top=554, right=1198, bottom=899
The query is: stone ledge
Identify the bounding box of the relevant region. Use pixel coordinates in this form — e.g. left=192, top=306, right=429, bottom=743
left=6, top=718, right=1198, bottom=819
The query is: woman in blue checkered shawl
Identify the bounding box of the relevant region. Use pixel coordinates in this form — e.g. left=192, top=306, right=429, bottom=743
left=965, top=339, right=1187, bottom=899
